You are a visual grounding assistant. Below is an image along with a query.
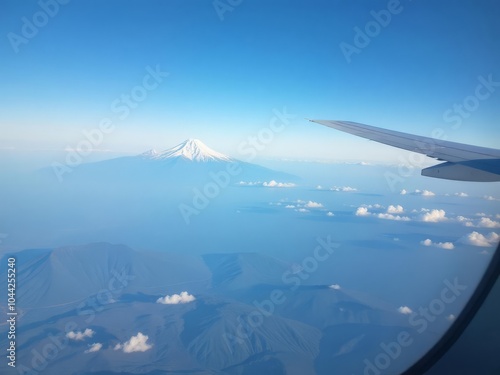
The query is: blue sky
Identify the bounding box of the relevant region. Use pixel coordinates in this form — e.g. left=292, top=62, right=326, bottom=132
left=1, top=0, right=499, bottom=164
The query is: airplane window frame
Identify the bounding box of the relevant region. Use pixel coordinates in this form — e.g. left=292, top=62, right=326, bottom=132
left=403, top=242, right=500, bottom=374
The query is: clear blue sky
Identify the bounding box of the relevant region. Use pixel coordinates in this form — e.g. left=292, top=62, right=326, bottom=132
left=1, top=0, right=499, bottom=164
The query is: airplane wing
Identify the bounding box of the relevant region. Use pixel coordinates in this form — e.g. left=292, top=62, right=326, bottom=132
left=310, top=120, right=500, bottom=182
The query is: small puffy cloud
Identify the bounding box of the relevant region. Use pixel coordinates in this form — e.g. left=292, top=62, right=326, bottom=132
left=263, top=180, right=296, bottom=188
left=454, top=192, right=468, bottom=197
left=475, top=213, right=487, bottom=217
left=387, top=205, right=404, bottom=214
left=401, top=189, right=435, bottom=196
left=238, top=181, right=261, bottom=186
left=438, top=242, right=455, bottom=250
left=420, top=239, right=455, bottom=250
left=377, top=213, right=411, bottom=221
left=421, top=209, right=447, bottom=223
left=316, top=185, right=323, bottom=190
left=157, top=291, right=195, bottom=305
left=398, top=306, right=413, bottom=315
left=329, top=284, right=341, bottom=290
left=114, top=332, right=152, bottom=353
left=304, top=201, right=323, bottom=208
left=484, top=195, right=499, bottom=201
left=331, top=186, right=357, bottom=192
left=85, top=343, right=102, bottom=354
left=421, top=239, right=433, bottom=247
left=460, top=232, right=499, bottom=247
left=67, top=329, right=95, bottom=341
left=416, top=189, right=436, bottom=197
left=355, top=207, right=370, bottom=216
left=477, top=217, right=500, bottom=228
left=296, top=208, right=309, bottom=213
left=285, top=205, right=295, bottom=209
left=326, top=212, right=335, bottom=217
left=238, top=180, right=295, bottom=188
left=456, top=215, right=473, bottom=224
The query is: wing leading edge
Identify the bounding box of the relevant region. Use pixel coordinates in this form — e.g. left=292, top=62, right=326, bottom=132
left=311, top=120, right=500, bottom=182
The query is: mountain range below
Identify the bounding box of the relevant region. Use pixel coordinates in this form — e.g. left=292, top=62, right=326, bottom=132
left=0, top=137, right=495, bottom=374
left=0, top=243, right=428, bottom=375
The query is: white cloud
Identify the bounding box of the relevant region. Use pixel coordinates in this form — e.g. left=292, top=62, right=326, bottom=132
left=296, top=208, right=309, bottom=213
left=416, top=189, right=436, bottom=197
left=456, top=215, right=473, bottom=224
left=238, top=181, right=260, bottom=186
left=446, top=314, right=456, bottom=322
left=66, top=329, right=95, bottom=341
left=156, top=291, right=195, bottom=305
left=484, top=195, right=499, bottom=201
left=316, top=185, right=323, bottom=190
left=329, top=284, right=341, bottom=290
left=326, top=212, right=335, bottom=217
left=355, top=207, right=370, bottom=216
left=285, top=205, right=295, bottom=209
left=460, top=232, right=499, bottom=247
left=398, top=306, right=413, bottom=315
left=387, top=205, right=404, bottom=214
left=421, top=239, right=433, bottom=247
left=304, top=201, right=323, bottom=208
left=420, top=239, right=455, bottom=250
left=438, top=242, right=455, bottom=250
left=377, top=213, right=411, bottom=221
left=421, top=209, right=447, bottom=223
left=85, top=343, right=102, bottom=354
left=475, top=213, right=487, bottom=217
left=238, top=180, right=295, bottom=188
left=331, top=186, right=357, bottom=192
left=114, top=332, right=152, bottom=353
left=401, top=189, right=435, bottom=196
left=263, top=180, right=296, bottom=188
left=454, top=192, right=468, bottom=197
left=477, top=217, right=500, bottom=228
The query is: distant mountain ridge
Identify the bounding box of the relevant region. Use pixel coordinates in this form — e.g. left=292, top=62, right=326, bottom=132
left=41, top=138, right=298, bottom=185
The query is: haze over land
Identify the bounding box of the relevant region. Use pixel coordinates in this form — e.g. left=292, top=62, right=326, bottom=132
left=1, top=1, right=499, bottom=374
left=1, top=139, right=499, bottom=374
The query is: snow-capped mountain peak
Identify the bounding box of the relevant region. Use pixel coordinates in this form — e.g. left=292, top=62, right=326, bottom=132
left=142, top=139, right=233, bottom=162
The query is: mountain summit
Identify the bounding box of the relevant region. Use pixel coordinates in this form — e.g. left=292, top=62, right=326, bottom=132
left=141, top=139, right=233, bottom=163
